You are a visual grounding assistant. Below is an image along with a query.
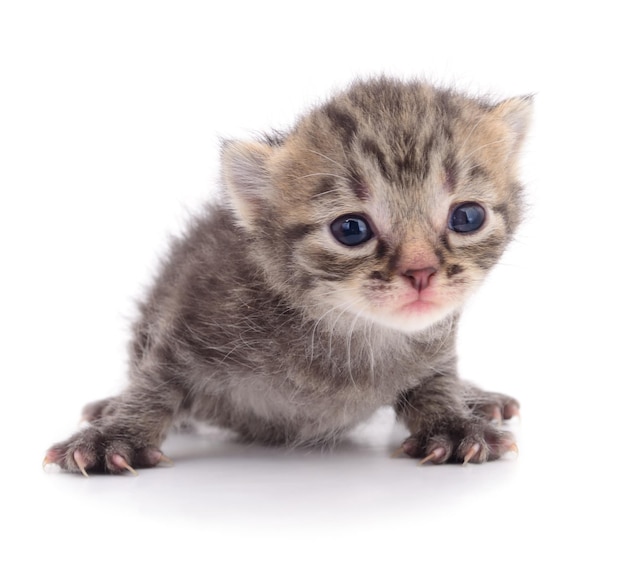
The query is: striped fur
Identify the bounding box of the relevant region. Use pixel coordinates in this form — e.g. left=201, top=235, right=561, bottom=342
left=46, top=78, right=530, bottom=473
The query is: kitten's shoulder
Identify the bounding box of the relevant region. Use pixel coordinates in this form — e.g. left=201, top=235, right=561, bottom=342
left=167, top=203, right=249, bottom=275
left=139, top=202, right=263, bottom=323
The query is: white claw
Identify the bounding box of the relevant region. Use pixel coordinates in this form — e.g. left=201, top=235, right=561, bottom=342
left=156, top=451, right=174, bottom=466
left=463, top=443, right=481, bottom=465
left=42, top=455, right=58, bottom=473
left=157, top=453, right=174, bottom=466
left=419, top=447, right=446, bottom=465
left=391, top=446, right=406, bottom=458
left=491, top=406, right=503, bottom=426
left=110, top=454, right=138, bottom=476
left=73, top=451, right=90, bottom=478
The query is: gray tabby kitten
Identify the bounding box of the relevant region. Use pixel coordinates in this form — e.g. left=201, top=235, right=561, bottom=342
left=45, top=77, right=530, bottom=475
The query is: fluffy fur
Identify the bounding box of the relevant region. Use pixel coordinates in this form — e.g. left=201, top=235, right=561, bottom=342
left=46, top=77, right=530, bottom=474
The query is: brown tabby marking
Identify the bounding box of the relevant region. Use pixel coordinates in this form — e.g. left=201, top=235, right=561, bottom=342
left=45, top=77, right=529, bottom=474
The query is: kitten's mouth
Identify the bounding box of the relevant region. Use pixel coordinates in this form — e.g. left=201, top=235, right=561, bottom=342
left=360, top=286, right=452, bottom=332
left=399, top=296, right=437, bottom=315
left=392, top=275, right=441, bottom=317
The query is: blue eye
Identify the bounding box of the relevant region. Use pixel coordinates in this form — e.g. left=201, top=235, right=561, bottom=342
left=330, top=215, right=373, bottom=246
left=449, top=202, right=486, bottom=233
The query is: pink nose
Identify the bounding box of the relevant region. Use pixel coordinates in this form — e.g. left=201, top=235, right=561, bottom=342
left=403, top=267, right=437, bottom=291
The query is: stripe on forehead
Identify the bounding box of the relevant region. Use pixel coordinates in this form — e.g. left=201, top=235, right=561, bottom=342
left=359, top=137, right=392, bottom=182
left=323, top=104, right=359, bottom=143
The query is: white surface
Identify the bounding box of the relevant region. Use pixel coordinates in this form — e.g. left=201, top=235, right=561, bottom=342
left=2, top=1, right=624, bottom=560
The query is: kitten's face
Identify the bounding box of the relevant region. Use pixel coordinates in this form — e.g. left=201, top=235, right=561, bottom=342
left=223, top=79, right=530, bottom=333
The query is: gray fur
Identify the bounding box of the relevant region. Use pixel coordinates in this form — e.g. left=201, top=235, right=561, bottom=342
left=46, top=77, right=529, bottom=473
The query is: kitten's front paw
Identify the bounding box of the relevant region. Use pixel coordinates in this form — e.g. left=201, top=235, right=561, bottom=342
left=44, top=426, right=169, bottom=476
left=463, top=386, right=520, bottom=424
left=399, top=417, right=517, bottom=464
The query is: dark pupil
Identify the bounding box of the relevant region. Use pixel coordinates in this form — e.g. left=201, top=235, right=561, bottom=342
left=342, top=219, right=363, bottom=239
left=331, top=216, right=371, bottom=246
left=450, top=203, right=485, bottom=233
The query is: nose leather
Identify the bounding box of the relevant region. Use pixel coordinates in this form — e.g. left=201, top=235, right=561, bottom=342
left=403, top=267, right=437, bottom=291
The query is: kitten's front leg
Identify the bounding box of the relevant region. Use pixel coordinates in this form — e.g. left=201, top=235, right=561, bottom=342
left=394, top=375, right=518, bottom=464
left=44, top=385, right=178, bottom=475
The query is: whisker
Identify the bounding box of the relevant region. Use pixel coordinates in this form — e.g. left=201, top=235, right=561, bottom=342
left=296, top=172, right=351, bottom=181
left=458, top=119, right=483, bottom=155
left=310, top=188, right=345, bottom=199
left=459, top=139, right=508, bottom=168
left=305, top=148, right=355, bottom=177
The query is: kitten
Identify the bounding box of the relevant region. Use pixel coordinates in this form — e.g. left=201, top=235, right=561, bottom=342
left=45, top=77, right=530, bottom=475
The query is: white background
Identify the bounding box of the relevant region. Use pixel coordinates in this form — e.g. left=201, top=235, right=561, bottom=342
left=2, top=1, right=625, bottom=560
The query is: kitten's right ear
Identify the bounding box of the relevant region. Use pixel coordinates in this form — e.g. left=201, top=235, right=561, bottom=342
left=492, top=95, right=534, bottom=156
left=221, top=140, right=275, bottom=229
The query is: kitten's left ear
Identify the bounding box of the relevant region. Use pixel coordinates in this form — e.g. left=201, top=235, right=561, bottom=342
left=221, top=140, right=276, bottom=229
left=492, top=95, right=533, bottom=154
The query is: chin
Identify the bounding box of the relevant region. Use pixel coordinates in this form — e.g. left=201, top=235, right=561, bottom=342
left=358, top=300, right=460, bottom=334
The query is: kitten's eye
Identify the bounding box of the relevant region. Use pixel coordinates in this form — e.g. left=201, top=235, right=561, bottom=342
left=448, top=202, right=486, bottom=233
left=330, top=215, right=373, bottom=246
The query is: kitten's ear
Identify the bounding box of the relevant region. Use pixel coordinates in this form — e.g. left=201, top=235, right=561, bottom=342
left=221, top=140, right=275, bottom=229
left=492, top=95, right=533, bottom=155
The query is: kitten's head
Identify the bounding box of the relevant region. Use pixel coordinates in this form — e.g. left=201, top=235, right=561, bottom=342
left=221, top=78, right=531, bottom=333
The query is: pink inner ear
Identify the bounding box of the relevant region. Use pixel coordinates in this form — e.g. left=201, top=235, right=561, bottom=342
left=494, top=96, right=533, bottom=147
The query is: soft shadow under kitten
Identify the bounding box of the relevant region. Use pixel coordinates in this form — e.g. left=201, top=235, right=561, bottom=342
left=45, top=77, right=530, bottom=475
